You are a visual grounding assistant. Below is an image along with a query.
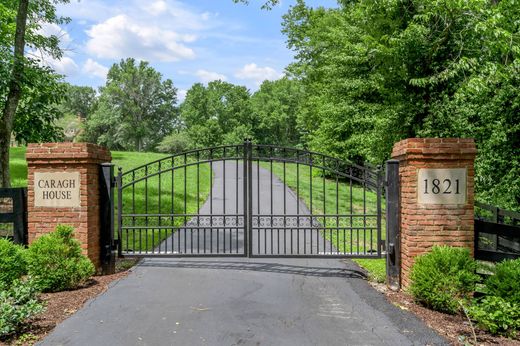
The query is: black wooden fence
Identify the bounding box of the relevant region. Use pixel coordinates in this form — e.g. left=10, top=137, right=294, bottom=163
left=474, top=201, right=520, bottom=262
left=0, top=187, right=28, bottom=245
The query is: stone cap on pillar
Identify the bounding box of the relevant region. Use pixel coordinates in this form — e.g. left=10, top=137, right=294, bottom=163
left=391, top=138, right=477, bottom=161
left=26, top=143, right=111, bottom=164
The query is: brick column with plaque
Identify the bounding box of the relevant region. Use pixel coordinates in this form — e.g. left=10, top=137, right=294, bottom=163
left=391, top=138, right=477, bottom=287
left=26, top=143, right=111, bottom=268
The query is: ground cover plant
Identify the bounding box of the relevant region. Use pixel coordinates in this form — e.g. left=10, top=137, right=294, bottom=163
left=468, top=258, right=520, bottom=338
left=0, top=279, right=45, bottom=339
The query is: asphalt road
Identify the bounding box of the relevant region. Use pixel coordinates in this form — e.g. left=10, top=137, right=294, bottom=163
left=40, top=161, right=447, bottom=346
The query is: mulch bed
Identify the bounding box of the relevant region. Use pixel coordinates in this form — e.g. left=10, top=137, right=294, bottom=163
left=371, top=283, right=520, bottom=346
left=1, top=269, right=130, bottom=346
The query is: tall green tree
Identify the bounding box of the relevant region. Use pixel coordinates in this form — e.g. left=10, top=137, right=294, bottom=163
left=0, top=0, right=69, bottom=186
left=283, top=0, right=519, bottom=209
left=180, top=81, right=253, bottom=147
left=62, top=84, right=97, bottom=119
left=250, top=77, right=302, bottom=146
left=81, top=58, right=179, bottom=151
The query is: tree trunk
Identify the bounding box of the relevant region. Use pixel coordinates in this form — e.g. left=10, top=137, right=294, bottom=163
left=0, top=0, right=29, bottom=187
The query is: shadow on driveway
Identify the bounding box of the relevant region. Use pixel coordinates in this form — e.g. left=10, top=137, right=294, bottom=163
left=138, top=259, right=367, bottom=279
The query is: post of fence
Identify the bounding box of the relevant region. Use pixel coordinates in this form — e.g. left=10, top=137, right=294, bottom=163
left=385, top=159, right=400, bottom=290
left=100, top=163, right=115, bottom=274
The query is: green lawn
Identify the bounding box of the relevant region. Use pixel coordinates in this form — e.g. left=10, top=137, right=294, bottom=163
left=261, top=161, right=387, bottom=282
left=9, top=147, right=211, bottom=252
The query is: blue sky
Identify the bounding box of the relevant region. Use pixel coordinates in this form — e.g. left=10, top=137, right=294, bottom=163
left=38, top=0, right=333, bottom=101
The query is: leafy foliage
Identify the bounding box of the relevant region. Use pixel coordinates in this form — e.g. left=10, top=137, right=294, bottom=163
left=25, top=225, right=95, bottom=292
left=0, top=1, right=69, bottom=143
left=283, top=0, right=520, bottom=210
left=468, top=296, right=520, bottom=337
left=156, top=131, right=192, bottom=154
left=0, top=238, right=26, bottom=290
left=0, top=279, right=45, bottom=339
left=79, top=58, right=179, bottom=152
left=484, top=259, right=520, bottom=305
left=410, top=246, right=479, bottom=314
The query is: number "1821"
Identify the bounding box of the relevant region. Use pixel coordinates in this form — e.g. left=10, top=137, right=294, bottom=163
left=424, top=178, right=460, bottom=195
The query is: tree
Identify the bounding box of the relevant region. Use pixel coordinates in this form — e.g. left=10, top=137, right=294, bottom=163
left=180, top=81, right=253, bottom=146
left=282, top=0, right=520, bottom=209
left=0, top=0, right=70, bottom=187
left=80, top=58, right=179, bottom=152
left=250, top=78, right=302, bottom=146
left=62, top=84, right=97, bottom=119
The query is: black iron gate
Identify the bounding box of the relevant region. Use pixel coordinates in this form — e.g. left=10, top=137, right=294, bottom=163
left=116, top=140, right=383, bottom=258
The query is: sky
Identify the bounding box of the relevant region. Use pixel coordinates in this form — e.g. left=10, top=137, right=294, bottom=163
left=37, top=0, right=333, bottom=101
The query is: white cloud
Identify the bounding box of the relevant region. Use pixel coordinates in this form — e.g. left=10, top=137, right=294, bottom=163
left=86, top=14, right=196, bottom=62
left=196, top=69, right=227, bottom=83
left=30, top=25, right=78, bottom=76
left=83, top=59, right=109, bottom=79
left=144, top=1, right=169, bottom=16
left=235, top=63, right=282, bottom=85
left=38, top=23, right=72, bottom=47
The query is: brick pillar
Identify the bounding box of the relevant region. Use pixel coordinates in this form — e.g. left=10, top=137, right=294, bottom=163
left=391, top=138, right=477, bottom=288
left=26, top=143, right=112, bottom=269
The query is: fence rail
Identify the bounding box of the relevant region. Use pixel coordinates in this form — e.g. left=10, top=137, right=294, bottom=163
left=0, top=187, right=28, bottom=245
left=474, top=202, right=520, bottom=262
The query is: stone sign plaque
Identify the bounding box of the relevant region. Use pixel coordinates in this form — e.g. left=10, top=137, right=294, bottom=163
left=34, top=172, right=80, bottom=208
left=418, top=168, right=467, bottom=205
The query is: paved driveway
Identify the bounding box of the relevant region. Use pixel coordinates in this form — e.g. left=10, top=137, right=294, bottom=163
left=40, top=162, right=447, bottom=346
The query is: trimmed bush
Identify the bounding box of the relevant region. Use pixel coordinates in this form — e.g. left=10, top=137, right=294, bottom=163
left=485, top=259, right=520, bottom=305
left=0, top=238, right=26, bottom=290
left=0, top=279, right=45, bottom=339
left=25, top=225, right=95, bottom=292
left=468, top=296, right=520, bottom=337
left=410, top=246, right=479, bottom=314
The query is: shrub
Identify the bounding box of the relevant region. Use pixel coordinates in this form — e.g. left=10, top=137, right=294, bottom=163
left=468, top=296, right=520, bottom=337
left=25, top=225, right=95, bottom=292
left=156, top=132, right=192, bottom=154
left=0, top=279, right=45, bottom=339
left=485, top=259, right=520, bottom=304
left=0, top=238, right=26, bottom=290
left=410, top=246, right=480, bottom=314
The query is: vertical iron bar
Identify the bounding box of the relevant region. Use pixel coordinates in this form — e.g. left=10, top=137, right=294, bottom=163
left=210, top=149, right=213, bottom=253
left=223, top=147, right=227, bottom=254
left=132, top=172, right=135, bottom=254
left=158, top=161, right=161, bottom=253
left=184, top=154, right=187, bottom=254
left=350, top=167, right=353, bottom=254
left=296, top=154, right=300, bottom=255
left=197, top=152, right=200, bottom=253
left=336, top=172, right=339, bottom=254
left=270, top=147, right=273, bottom=255
left=283, top=150, right=287, bottom=255
left=376, top=165, right=382, bottom=258
left=363, top=170, right=366, bottom=254
left=117, top=168, right=123, bottom=257
left=323, top=165, right=326, bottom=254
left=247, top=141, right=253, bottom=257
left=174, top=156, right=175, bottom=253
left=145, top=166, right=149, bottom=253
left=243, top=142, right=248, bottom=256
left=386, top=159, right=400, bottom=290
left=236, top=149, right=239, bottom=253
